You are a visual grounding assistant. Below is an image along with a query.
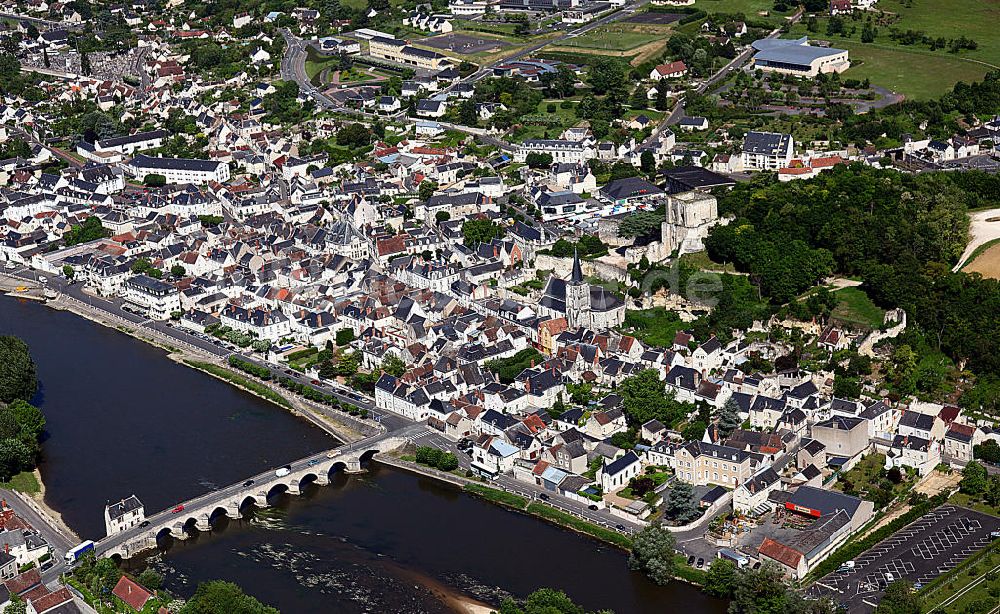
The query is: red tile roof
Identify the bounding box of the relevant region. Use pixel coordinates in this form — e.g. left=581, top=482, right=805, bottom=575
left=758, top=537, right=802, bottom=569
left=29, top=587, right=72, bottom=614
left=113, top=576, right=154, bottom=611
left=5, top=568, right=41, bottom=596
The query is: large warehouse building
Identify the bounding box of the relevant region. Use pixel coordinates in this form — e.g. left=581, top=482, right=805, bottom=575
left=750, top=37, right=850, bottom=77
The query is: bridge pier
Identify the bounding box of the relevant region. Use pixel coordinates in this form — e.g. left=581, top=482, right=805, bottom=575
left=343, top=459, right=366, bottom=474
left=287, top=480, right=301, bottom=496
left=315, top=473, right=330, bottom=486
left=195, top=514, right=212, bottom=532
left=253, top=494, right=269, bottom=508
left=169, top=524, right=189, bottom=540
left=225, top=503, right=241, bottom=520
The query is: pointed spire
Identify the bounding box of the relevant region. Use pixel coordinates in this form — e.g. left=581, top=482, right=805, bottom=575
left=571, top=248, right=584, bottom=284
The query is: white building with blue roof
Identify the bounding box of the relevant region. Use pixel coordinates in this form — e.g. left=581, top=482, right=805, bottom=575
left=750, top=37, right=849, bottom=78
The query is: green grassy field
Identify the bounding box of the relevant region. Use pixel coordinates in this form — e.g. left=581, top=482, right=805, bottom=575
left=560, top=27, right=661, bottom=51
left=0, top=471, right=40, bottom=494
left=691, top=0, right=792, bottom=21
left=786, top=0, right=1000, bottom=98
left=622, top=307, right=686, bottom=348
left=832, top=40, right=989, bottom=100
left=830, top=286, right=885, bottom=329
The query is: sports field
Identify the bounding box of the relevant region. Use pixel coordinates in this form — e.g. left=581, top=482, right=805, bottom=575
left=560, top=26, right=661, bottom=51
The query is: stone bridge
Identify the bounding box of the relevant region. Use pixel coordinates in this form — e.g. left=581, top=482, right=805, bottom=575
left=97, top=426, right=422, bottom=560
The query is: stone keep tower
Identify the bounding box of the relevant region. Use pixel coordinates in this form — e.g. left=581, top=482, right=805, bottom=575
left=565, top=250, right=590, bottom=329
left=661, top=190, right=719, bottom=255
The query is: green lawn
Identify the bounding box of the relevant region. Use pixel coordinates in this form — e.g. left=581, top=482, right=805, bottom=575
left=184, top=360, right=293, bottom=409
left=830, top=286, right=885, bottom=330
left=560, top=27, right=660, bottom=51
left=621, top=307, right=686, bottom=348
left=834, top=40, right=991, bottom=100
left=0, top=471, right=40, bottom=494
left=691, top=0, right=793, bottom=21
left=949, top=491, right=1000, bottom=517
left=832, top=453, right=911, bottom=502
left=679, top=250, right=738, bottom=274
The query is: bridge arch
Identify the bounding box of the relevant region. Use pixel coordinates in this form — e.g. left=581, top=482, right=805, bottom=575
left=239, top=495, right=257, bottom=512
left=326, top=460, right=347, bottom=479
left=155, top=526, right=173, bottom=542
left=266, top=482, right=290, bottom=501
left=298, top=473, right=319, bottom=489
left=358, top=449, right=380, bottom=466
left=208, top=506, right=229, bottom=524
left=182, top=516, right=199, bottom=531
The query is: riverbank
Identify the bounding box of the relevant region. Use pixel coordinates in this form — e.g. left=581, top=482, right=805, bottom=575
left=16, top=469, right=80, bottom=543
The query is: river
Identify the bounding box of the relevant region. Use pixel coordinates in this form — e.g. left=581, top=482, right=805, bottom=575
left=0, top=295, right=727, bottom=614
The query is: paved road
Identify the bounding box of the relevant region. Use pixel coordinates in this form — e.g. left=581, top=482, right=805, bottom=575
left=0, top=488, right=75, bottom=553
left=7, top=268, right=399, bottom=432
left=0, top=11, right=80, bottom=30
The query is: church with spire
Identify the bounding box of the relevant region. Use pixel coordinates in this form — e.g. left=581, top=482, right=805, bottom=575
left=538, top=250, right=626, bottom=330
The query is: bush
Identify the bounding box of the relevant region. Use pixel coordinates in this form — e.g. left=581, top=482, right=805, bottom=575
left=143, top=173, right=166, bottom=187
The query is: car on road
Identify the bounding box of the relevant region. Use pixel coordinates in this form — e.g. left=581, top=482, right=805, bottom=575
left=172, top=505, right=185, bottom=513
left=243, top=479, right=255, bottom=487
left=275, top=466, right=291, bottom=477
left=140, top=521, right=150, bottom=527
left=538, top=493, right=550, bottom=501
left=588, top=504, right=599, bottom=511
left=615, top=524, right=626, bottom=531
left=310, top=379, right=321, bottom=385
left=696, top=558, right=705, bottom=569
left=308, top=459, right=320, bottom=466
left=327, top=450, right=340, bottom=458
left=991, top=531, right=1000, bottom=538
left=40, top=560, right=54, bottom=571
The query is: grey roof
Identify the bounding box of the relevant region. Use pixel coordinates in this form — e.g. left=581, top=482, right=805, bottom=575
left=130, top=154, right=222, bottom=172
left=107, top=495, right=143, bottom=521
left=743, top=131, right=792, bottom=156
left=751, top=37, right=847, bottom=67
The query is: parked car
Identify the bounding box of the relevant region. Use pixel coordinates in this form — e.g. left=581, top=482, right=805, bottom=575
left=696, top=558, right=705, bottom=569
left=687, top=556, right=696, bottom=566
left=172, top=505, right=184, bottom=513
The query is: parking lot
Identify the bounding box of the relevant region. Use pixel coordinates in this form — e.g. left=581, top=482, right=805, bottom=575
left=420, top=33, right=508, bottom=54
left=809, top=505, right=1000, bottom=613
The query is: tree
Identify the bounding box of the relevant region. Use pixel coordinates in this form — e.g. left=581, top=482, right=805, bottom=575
left=0, top=337, right=37, bottom=404
left=335, top=328, right=355, bottom=346
left=664, top=481, right=699, bottom=523
left=618, top=369, right=686, bottom=426
left=628, top=524, right=677, bottom=585
left=717, top=397, right=742, bottom=437
left=682, top=420, right=706, bottom=442
left=143, top=173, right=166, bottom=187
left=63, top=216, right=108, bottom=246
left=875, top=581, right=921, bottom=614
left=525, top=152, right=553, bottom=168
left=462, top=219, right=505, bottom=247
left=974, top=439, right=1000, bottom=463
left=80, top=51, right=91, bottom=76
left=418, top=180, right=438, bottom=201
left=435, top=211, right=450, bottom=224
left=730, top=561, right=790, bottom=614
left=960, top=461, right=988, bottom=495
left=62, top=264, right=74, bottom=280
left=459, top=99, right=478, bottom=126
left=180, top=580, right=279, bottom=614
left=137, top=568, right=163, bottom=590
left=170, top=264, right=186, bottom=278
left=0, top=438, right=32, bottom=481
left=4, top=596, right=25, bottom=614
left=437, top=452, right=459, bottom=471
left=336, top=122, right=371, bottom=148
left=628, top=475, right=656, bottom=497
left=8, top=400, right=44, bottom=446
left=640, top=150, right=656, bottom=174
left=498, top=588, right=611, bottom=614
left=381, top=354, right=405, bottom=377
left=704, top=558, right=737, bottom=598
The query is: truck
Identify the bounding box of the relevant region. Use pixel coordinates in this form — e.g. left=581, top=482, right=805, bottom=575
left=64, top=540, right=95, bottom=563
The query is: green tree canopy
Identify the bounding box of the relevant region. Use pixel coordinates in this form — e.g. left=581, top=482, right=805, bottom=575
left=180, top=580, right=279, bottom=614
left=0, top=337, right=37, bottom=404
left=462, top=219, right=505, bottom=247
left=628, top=524, right=678, bottom=585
